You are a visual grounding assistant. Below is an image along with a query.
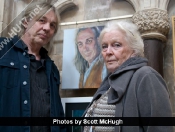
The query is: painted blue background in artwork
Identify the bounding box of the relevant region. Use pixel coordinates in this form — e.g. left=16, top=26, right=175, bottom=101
left=62, top=29, right=80, bottom=89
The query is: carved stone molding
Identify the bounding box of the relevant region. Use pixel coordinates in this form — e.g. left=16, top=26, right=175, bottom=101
left=126, top=0, right=170, bottom=12
left=132, top=9, right=170, bottom=41
left=53, top=0, right=77, bottom=14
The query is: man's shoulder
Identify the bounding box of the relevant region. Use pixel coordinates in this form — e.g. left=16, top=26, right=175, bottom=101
left=0, top=36, right=23, bottom=59
left=0, top=37, right=14, bottom=58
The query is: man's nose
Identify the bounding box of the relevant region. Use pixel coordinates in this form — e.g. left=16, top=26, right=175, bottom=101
left=43, top=23, right=50, bottom=31
left=83, top=44, right=88, bottom=50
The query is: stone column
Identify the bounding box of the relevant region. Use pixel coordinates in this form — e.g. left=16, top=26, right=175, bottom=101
left=126, top=0, right=170, bottom=77
left=0, top=0, right=5, bottom=37
left=132, top=9, right=170, bottom=76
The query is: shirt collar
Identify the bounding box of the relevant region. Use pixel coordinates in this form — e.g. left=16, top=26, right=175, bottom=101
left=13, top=35, right=48, bottom=59
left=13, top=35, right=24, bottom=50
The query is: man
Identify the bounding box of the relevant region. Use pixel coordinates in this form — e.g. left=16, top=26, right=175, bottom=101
left=0, top=1, right=65, bottom=132
left=74, top=27, right=107, bottom=88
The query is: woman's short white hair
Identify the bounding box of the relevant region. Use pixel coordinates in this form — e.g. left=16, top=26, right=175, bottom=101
left=99, top=20, right=144, bottom=57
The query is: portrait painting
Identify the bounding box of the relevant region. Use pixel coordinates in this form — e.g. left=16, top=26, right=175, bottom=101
left=62, top=26, right=107, bottom=89
left=61, top=97, right=93, bottom=132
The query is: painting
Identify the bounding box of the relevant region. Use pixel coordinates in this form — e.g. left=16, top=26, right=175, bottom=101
left=61, top=97, right=93, bottom=132
left=62, top=26, right=108, bottom=89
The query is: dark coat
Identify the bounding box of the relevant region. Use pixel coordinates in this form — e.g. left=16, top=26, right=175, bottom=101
left=0, top=36, right=66, bottom=132
left=83, top=57, right=174, bottom=132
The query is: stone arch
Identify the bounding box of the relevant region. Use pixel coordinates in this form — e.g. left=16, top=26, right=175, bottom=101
left=53, top=0, right=77, bottom=14
left=125, top=0, right=170, bottom=41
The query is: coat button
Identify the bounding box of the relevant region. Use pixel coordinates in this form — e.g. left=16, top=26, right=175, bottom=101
left=23, top=81, right=27, bottom=85
left=23, top=65, right=27, bottom=69
left=10, top=62, right=14, bottom=66
left=23, top=52, right=26, bottom=56
left=24, top=100, right=28, bottom=104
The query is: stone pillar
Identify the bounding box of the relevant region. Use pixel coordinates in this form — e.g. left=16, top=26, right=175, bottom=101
left=126, top=0, right=170, bottom=77
left=144, top=39, right=164, bottom=75
left=0, top=0, right=5, bottom=37
left=132, top=9, right=170, bottom=76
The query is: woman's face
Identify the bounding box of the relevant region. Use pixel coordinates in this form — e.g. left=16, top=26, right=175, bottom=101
left=101, top=29, right=134, bottom=73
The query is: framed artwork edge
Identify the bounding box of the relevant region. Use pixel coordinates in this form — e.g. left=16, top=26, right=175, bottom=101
left=61, top=97, right=93, bottom=113
left=61, top=97, right=93, bottom=132
left=172, top=16, right=175, bottom=77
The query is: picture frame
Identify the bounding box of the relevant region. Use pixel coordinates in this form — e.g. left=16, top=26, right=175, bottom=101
left=61, top=97, right=93, bottom=132
left=172, top=16, right=175, bottom=76
left=61, top=26, right=105, bottom=89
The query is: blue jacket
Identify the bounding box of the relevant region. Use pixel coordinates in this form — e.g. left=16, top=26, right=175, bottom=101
left=0, top=36, right=66, bottom=132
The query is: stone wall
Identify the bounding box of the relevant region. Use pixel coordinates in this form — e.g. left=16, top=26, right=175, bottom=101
left=1, top=0, right=14, bottom=37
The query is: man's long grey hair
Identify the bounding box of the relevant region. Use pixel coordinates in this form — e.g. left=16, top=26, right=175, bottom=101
left=74, top=26, right=103, bottom=73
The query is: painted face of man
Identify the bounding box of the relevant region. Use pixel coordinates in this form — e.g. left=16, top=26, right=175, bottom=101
left=101, top=29, right=134, bottom=73
left=24, top=9, right=57, bottom=47
left=76, top=28, right=99, bottom=65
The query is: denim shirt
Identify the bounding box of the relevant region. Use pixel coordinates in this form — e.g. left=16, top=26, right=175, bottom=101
left=0, top=36, right=66, bottom=132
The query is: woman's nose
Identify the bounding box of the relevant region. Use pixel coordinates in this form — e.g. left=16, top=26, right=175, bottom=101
left=106, top=46, right=112, bottom=55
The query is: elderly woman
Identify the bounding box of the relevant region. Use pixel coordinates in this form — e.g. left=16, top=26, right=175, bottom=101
left=83, top=21, right=173, bottom=132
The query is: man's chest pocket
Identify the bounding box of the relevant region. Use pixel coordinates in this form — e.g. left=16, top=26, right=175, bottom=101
left=0, top=59, right=20, bottom=89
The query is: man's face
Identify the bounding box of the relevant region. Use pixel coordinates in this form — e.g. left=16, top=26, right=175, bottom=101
left=76, top=28, right=99, bottom=64
left=101, top=29, right=134, bottom=73
left=24, top=9, right=57, bottom=46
